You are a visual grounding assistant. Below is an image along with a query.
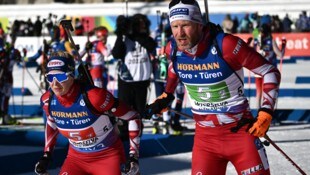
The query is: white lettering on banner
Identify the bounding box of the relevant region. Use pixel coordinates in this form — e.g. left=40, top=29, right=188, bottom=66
left=275, top=37, right=308, bottom=50
left=236, top=33, right=310, bottom=57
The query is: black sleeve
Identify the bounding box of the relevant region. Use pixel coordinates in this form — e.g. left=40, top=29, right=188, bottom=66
left=112, top=35, right=126, bottom=61
left=136, top=36, right=157, bottom=54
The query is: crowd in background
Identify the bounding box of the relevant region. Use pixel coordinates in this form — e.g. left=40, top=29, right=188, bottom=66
left=222, top=11, right=310, bottom=34
left=1, top=10, right=310, bottom=39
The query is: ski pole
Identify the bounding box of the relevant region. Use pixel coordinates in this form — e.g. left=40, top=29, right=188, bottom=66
left=264, top=135, right=307, bottom=175
left=279, top=37, right=286, bottom=74
left=169, top=108, right=193, bottom=120
left=60, top=19, right=94, bottom=85
left=25, top=66, right=44, bottom=94
left=22, top=48, right=44, bottom=94
left=204, top=0, right=209, bottom=23
left=21, top=50, right=26, bottom=118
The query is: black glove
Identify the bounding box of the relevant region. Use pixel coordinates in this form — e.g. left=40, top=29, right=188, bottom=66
left=123, top=154, right=139, bottom=175
left=34, top=152, right=51, bottom=175
left=145, top=92, right=175, bottom=119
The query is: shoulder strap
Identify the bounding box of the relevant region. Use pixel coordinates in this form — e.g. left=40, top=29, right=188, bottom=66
left=80, top=84, right=116, bottom=123
left=80, top=84, right=102, bottom=115
left=210, top=23, right=244, bottom=86
left=170, top=40, right=178, bottom=61
left=48, top=89, right=54, bottom=116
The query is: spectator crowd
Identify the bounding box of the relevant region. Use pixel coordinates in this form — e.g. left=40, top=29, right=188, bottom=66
left=1, top=10, right=310, bottom=39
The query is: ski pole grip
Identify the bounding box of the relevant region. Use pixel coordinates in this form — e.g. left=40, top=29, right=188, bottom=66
left=60, top=20, right=74, bottom=32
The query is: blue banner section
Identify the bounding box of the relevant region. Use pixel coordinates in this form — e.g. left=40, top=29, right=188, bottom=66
left=12, top=88, right=33, bottom=96
left=295, top=77, right=310, bottom=84
left=243, top=89, right=310, bottom=97
left=8, top=105, right=42, bottom=117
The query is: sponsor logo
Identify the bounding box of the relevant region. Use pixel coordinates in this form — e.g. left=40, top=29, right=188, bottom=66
left=233, top=39, right=243, bottom=55
left=177, top=71, right=223, bottom=80
left=47, top=59, right=65, bottom=68
left=241, top=164, right=263, bottom=175
left=80, top=99, right=86, bottom=106
left=51, top=111, right=89, bottom=118
left=194, top=101, right=228, bottom=110
left=211, top=46, right=217, bottom=55
left=177, top=62, right=220, bottom=71
left=170, top=8, right=189, bottom=17
left=69, top=118, right=91, bottom=125
left=100, top=93, right=112, bottom=109
left=70, top=137, right=99, bottom=147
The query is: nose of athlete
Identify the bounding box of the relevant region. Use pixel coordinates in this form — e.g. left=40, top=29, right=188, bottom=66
left=51, top=78, right=62, bottom=85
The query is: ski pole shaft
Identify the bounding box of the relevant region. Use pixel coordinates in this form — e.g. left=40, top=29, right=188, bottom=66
left=25, top=66, right=44, bottom=94
left=264, top=135, right=307, bottom=175
left=169, top=108, right=193, bottom=120
left=204, top=0, right=209, bottom=23
left=279, top=37, right=286, bottom=74
left=60, top=19, right=94, bottom=85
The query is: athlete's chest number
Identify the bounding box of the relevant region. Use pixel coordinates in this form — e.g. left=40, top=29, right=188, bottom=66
left=186, top=82, right=230, bottom=102
left=64, top=128, right=96, bottom=141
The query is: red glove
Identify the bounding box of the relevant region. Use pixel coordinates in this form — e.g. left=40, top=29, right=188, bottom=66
left=248, top=109, right=273, bottom=137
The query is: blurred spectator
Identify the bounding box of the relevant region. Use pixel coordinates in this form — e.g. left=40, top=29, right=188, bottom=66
left=252, top=24, right=285, bottom=108
left=282, top=13, right=293, bottom=33
left=45, top=13, right=54, bottom=36
left=112, top=13, right=156, bottom=141
left=249, top=12, right=259, bottom=29
left=74, top=18, right=84, bottom=36
left=295, top=11, right=310, bottom=32
left=80, top=26, right=110, bottom=88
left=0, top=36, right=22, bottom=125
left=260, top=14, right=272, bottom=27
left=0, top=23, right=4, bottom=36
left=271, top=15, right=282, bottom=33
left=232, top=16, right=239, bottom=33
left=222, top=14, right=234, bottom=33
left=25, top=18, right=34, bottom=36
left=34, top=16, right=43, bottom=36
left=238, top=13, right=252, bottom=33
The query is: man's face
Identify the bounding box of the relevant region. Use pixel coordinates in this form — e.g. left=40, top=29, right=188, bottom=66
left=170, top=20, right=203, bottom=51
left=46, top=70, right=74, bottom=96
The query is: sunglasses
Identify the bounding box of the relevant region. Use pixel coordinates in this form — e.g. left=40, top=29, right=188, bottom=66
left=45, top=72, right=72, bottom=83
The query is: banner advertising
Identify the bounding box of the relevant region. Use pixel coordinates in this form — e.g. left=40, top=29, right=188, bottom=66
left=235, top=33, right=310, bottom=59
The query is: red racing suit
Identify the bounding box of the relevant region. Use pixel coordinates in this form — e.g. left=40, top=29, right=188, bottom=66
left=40, top=81, right=140, bottom=175
left=82, top=40, right=110, bottom=88
left=164, top=26, right=280, bottom=175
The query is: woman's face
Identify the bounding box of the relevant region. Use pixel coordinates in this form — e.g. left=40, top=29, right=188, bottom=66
left=46, top=70, right=74, bottom=96
left=170, top=20, right=203, bottom=51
